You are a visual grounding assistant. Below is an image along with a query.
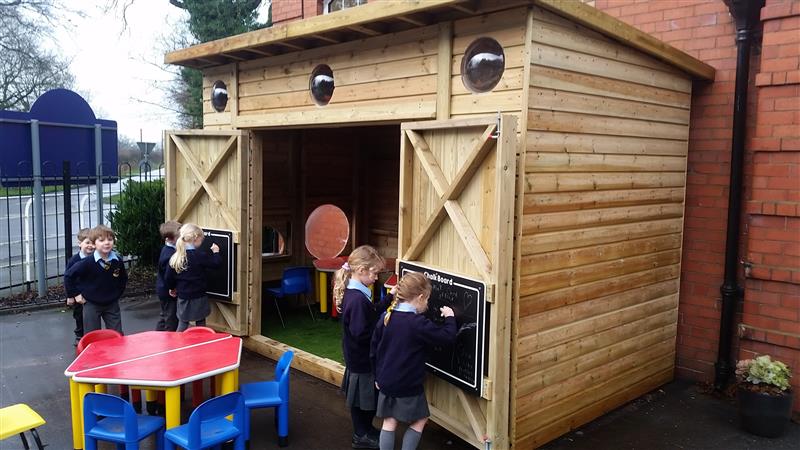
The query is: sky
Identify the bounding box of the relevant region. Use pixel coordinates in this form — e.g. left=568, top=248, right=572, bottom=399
left=42, top=1, right=271, bottom=146
left=49, top=1, right=188, bottom=145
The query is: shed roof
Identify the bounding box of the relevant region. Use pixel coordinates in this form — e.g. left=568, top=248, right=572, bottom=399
left=164, top=0, right=715, bottom=81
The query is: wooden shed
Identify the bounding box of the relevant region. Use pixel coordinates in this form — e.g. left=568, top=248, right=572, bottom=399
left=163, top=1, right=715, bottom=448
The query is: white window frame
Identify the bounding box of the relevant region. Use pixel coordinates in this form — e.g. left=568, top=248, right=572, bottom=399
left=323, top=0, right=365, bottom=14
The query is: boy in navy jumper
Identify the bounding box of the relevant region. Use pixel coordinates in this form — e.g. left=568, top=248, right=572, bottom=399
left=155, top=221, right=181, bottom=331
left=371, top=272, right=456, bottom=450
left=65, top=228, right=93, bottom=345
left=335, top=245, right=394, bottom=450
left=64, top=225, right=127, bottom=334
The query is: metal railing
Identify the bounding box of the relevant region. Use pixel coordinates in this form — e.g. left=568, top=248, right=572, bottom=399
left=0, top=161, right=164, bottom=298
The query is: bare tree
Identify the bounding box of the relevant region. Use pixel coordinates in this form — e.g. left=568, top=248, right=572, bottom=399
left=0, top=1, right=77, bottom=110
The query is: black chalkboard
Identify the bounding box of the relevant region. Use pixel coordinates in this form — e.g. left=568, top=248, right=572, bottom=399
left=198, top=228, right=236, bottom=301
left=398, top=261, right=488, bottom=396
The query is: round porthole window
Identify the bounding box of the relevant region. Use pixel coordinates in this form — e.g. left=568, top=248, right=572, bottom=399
left=460, top=38, right=505, bottom=93
left=211, top=80, right=228, bottom=112
left=309, top=64, right=335, bottom=106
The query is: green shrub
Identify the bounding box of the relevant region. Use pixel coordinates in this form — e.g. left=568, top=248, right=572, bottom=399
left=109, top=179, right=165, bottom=267
left=736, top=355, right=792, bottom=394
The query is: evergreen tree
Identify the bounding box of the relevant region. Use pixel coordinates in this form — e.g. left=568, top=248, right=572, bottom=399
left=170, top=0, right=270, bottom=128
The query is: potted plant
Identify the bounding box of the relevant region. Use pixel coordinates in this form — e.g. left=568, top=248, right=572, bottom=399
left=736, top=355, right=794, bottom=438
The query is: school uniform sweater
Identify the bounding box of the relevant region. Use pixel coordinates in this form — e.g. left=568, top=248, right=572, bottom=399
left=164, top=249, right=220, bottom=299
left=156, top=244, right=176, bottom=298
left=341, top=284, right=394, bottom=374
left=64, top=251, right=128, bottom=306
left=66, top=251, right=90, bottom=270
left=371, top=310, right=457, bottom=397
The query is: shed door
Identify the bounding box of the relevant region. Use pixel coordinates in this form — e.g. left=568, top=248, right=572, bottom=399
left=398, top=115, right=517, bottom=448
left=164, top=130, right=252, bottom=336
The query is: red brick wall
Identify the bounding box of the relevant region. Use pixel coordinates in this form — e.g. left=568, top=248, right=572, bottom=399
left=740, top=0, right=800, bottom=408
left=272, top=0, right=322, bottom=24
left=592, top=0, right=799, bottom=408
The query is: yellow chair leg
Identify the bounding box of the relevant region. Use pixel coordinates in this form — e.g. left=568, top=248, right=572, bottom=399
left=69, top=379, right=82, bottom=450
left=165, top=386, right=181, bottom=429
left=319, top=271, right=328, bottom=314
left=93, top=384, right=106, bottom=394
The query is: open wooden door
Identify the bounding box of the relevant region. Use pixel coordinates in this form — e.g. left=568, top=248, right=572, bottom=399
left=399, top=115, right=517, bottom=449
left=164, top=130, right=255, bottom=336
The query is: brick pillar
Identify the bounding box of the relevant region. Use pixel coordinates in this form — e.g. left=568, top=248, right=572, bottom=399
left=740, top=0, right=800, bottom=412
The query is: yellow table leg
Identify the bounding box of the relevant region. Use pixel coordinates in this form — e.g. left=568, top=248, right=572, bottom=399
left=69, top=379, right=82, bottom=450
left=234, top=368, right=239, bottom=390
left=77, top=382, right=94, bottom=449
left=145, top=390, right=157, bottom=402
left=165, top=386, right=181, bottom=429
left=319, top=271, right=328, bottom=314
left=220, top=370, right=235, bottom=394
left=94, top=384, right=106, bottom=394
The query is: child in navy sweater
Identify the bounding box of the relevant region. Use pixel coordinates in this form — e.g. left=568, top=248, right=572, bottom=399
left=164, top=223, right=219, bottom=331
left=155, top=221, right=181, bottom=331
left=65, top=228, right=93, bottom=345
left=371, top=272, right=456, bottom=450
left=64, top=225, right=128, bottom=334
left=335, top=245, right=394, bottom=450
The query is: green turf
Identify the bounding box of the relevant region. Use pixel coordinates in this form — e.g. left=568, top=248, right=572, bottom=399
left=262, top=302, right=344, bottom=364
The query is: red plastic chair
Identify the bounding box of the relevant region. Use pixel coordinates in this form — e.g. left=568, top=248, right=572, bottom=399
left=183, top=326, right=217, bottom=407
left=182, top=326, right=216, bottom=335
left=76, top=330, right=143, bottom=412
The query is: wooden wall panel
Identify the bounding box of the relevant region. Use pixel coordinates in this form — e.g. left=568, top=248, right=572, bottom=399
left=449, top=7, right=528, bottom=118
left=512, top=6, right=691, bottom=446
left=233, top=26, right=442, bottom=127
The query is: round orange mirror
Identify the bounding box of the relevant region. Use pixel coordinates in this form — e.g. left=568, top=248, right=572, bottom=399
left=305, top=204, right=349, bottom=259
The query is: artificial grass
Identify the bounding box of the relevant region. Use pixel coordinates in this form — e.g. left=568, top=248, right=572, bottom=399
left=262, top=301, right=344, bottom=364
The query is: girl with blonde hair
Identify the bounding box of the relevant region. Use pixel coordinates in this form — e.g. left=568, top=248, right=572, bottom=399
left=336, top=245, right=394, bottom=449
left=165, top=223, right=220, bottom=331
left=370, top=272, right=456, bottom=450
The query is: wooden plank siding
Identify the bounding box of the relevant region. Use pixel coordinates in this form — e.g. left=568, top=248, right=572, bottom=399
left=512, top=6, right=691, bottom=447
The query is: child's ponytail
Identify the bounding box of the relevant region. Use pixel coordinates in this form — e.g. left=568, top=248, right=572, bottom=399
left=333, top=263, right=351, bottom=313
left=169, top=223, right=203, bottom=273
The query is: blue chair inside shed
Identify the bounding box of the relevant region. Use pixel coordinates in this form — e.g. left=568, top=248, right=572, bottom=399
left=82, top=392, right=164, bottom=450
left=163, top=392, right=246, bottom=450
left=240, top=350, right=294, bottom=447
left=264, top=267, right=315, bottom=327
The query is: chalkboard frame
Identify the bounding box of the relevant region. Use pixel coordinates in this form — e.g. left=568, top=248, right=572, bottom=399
left=398, top=261, right=488, bottom=397
left=199, top=228, right=236, bottom=301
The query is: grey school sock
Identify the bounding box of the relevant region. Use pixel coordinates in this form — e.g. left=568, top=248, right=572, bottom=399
left=379, top=429, right=395, bottom=450
left=401, top=428, right=422, bottom=450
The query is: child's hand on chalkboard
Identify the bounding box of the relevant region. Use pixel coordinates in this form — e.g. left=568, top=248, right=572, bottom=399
left=210, top=243, right=220, bottom=253
left=440, top=306, right=454, bottom=318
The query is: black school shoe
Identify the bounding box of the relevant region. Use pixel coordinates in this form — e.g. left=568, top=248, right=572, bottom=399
left=352, top=433, right=379, bottom=449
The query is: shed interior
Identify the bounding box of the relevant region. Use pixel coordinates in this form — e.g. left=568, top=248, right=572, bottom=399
left=257, top=125, right=400, bottom=358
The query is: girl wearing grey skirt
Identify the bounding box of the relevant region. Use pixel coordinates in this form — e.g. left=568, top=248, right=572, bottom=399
left=336, top=245, right=394, bottom=449
left=370, top=272, right=457, bottom=450
left=164, top=223, right=220, bottom=331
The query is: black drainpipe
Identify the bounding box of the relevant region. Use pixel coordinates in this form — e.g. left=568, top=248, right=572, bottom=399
left=714, top=0, right=764, bottom=391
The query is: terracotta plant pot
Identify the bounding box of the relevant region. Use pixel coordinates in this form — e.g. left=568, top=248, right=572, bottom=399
left=737, top=386, right=794, bottom=438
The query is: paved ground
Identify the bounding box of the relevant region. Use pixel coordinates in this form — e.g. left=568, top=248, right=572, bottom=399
left=1, top=295, right=798, bottom=450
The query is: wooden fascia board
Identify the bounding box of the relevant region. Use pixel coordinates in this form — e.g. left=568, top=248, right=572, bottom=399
left=534, top=0, right=715, bottom=81
left=164, top=0, right=463, bottom=66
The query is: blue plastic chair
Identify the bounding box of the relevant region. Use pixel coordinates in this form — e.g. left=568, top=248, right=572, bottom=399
left=164, top=392, right=246, bottom=450
left=265, top=267, right=315, bottom=327
left=240, top=350, right=294, bottom=447
left=82, top=393, right=165, bottom=450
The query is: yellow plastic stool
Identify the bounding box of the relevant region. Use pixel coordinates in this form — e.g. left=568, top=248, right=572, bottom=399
left=0, top=404, right=46, bottom=450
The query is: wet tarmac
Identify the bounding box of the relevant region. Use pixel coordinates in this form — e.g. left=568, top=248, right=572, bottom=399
left=1, top=296, right=797, bottom=449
